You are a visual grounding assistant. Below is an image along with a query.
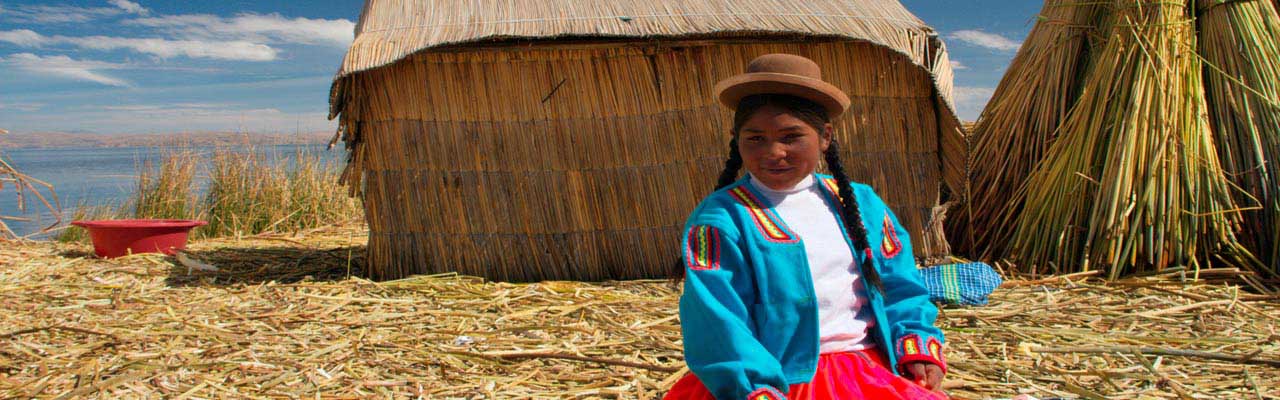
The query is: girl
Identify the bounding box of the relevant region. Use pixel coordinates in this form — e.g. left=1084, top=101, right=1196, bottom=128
left=666, top=54, right=948, bottom=400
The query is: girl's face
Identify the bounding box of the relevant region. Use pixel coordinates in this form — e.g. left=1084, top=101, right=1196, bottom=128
left=737, top=104, right=832, bottom=191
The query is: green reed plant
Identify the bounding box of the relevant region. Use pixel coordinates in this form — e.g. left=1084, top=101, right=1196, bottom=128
left=280, top=147, right=362, bottom=233
left=200, top=146, right=361, bottom=238
left=132, top=150, right=200, bottom=221
left=200, top=147, right=288, bottom=237
left=61, top=145, right=361, bottom=242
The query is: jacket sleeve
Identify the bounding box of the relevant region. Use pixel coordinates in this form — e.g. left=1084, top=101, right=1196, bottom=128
left=679, top=223, right=790, bottom=400
left=864, top=191, right=947, bottom=375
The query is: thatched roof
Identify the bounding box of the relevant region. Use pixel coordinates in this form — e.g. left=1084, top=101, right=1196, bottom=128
left=331, top=0, right=961, bottom=119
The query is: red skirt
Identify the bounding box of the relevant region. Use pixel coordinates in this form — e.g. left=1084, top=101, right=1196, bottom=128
left=663, top=349, right=948, bottom=400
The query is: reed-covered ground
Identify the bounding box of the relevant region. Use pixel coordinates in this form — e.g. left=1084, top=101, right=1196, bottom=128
left=2, top=225, right=1277, bottom=399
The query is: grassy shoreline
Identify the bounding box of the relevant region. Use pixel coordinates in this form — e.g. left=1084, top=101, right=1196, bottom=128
left=56, top=146, right=361, bottom=243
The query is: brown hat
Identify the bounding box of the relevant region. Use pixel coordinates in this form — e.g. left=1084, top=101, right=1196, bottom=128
left=713, top=53, right=851, bottom=118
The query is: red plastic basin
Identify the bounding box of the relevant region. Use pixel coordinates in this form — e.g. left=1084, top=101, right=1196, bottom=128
left=71, top=219, right=207, bottom=258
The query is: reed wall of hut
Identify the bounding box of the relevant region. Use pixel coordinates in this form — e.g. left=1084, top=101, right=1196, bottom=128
left=329, top=0, right=967, bottom=281
left=332, top=39, right=964, bottom=281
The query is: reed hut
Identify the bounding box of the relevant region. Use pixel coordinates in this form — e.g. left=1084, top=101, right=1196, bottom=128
left=329, top=0, right=968, bottom=281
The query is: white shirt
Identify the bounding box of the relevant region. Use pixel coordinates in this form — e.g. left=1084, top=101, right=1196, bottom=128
left=749, top=174, right=874, bottom=353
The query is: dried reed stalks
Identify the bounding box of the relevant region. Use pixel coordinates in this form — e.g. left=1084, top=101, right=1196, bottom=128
left=2, top=227, right=1277, bottom=399
left=956, top=0, right=1103, bottom=257
left=1007, top=0, right=1258, bottom=280
left=331, top=0, right=953, bottom=88
left=961, top=0, right=1279, bottom=289
left=1197, top=0, right=1280, bottom=274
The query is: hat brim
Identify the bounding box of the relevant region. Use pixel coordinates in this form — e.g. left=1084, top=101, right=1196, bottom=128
left=713, top=72, right=851, bottom=118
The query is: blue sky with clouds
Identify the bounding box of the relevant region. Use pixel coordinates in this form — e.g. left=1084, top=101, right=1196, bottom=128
left=0, top=1, right=1040, bottom=134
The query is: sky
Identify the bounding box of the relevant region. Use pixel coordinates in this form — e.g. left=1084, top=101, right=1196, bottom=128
left=0, top=1, right=1042, bottom=135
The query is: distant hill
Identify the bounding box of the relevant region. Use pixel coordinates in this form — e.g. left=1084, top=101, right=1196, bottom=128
left=0, top=131, right=335, bottom=149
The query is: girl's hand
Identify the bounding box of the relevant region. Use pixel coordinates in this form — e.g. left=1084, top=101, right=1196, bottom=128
left=904, top=362, right=945, bottom=392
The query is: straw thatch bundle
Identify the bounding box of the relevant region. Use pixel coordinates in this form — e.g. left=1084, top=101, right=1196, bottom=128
left=1197, top=0, right=1280, bottom=272
left=950, top=0, right=1104, bottom=258
left=959, top=0, right=1280, bottom=288
left=1007, top=0, right=1253, bottom=277
left=330, top=0, right=967, bottom=281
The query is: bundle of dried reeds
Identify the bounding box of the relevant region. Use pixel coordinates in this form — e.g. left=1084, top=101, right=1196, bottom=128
left=961, top=0, right=1280, bottom=287
left=1005, top=0, right=1257, bottom=279
left=956, top=0, right=1104, bottom=258
left=1197, top=0, right=1280, bottom=274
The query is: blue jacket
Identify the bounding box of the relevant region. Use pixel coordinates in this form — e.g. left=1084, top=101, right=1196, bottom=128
left=679, top=174, right=946, bottom=400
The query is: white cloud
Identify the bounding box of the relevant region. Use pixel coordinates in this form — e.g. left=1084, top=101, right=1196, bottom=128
left=0, top=102, right=46, bottom=112
left=950, top=60, right=968, bottom=70
left=108, top=0, right=149, bottom=15
left=0, top=29, right=45, bottom=46
left=948, top=30, right=1021, bottom=51
left=1, top=9, right=350, bottom=63
left=2, top=53, right=130, bottom=87
left=0, top=29, right=277, bottom=61
left=954, top=86, right=996, bottom=104
left=0, top=4, right=125, bottom=24
left=952, top=86, right=996, bottom=121
left=129, top=13, right=355, bottom=47
left=68, top=36, right=278, bottom=61
left=0, top=75, right=338, bottom=133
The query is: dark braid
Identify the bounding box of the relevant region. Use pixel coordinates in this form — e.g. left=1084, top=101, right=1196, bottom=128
left=715, top=136, right=743, bottom=190
left=673, top=136, right=745, bottom=279
left=823, top=140, right=885, bottom=291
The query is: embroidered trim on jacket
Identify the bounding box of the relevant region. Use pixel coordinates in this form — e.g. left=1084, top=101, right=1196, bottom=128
left=896, top=333, right=947, bottom=374
left=747, top=386, right=786, bottom=400
left=685, top=225, right=721, bottom=271
left=820, top=177, right=842, bottom=203
left=899, top=334, right=923, bottom=356
left=728, top=186, right=798, bottom=243
left=928, top=336, right=945, bottom=363
left=881, top=214, right=903, bottom=258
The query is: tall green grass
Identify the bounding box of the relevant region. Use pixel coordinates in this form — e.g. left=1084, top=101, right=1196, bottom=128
left=58, top=146, right=361, bottom=242
left=133, top=150, right=200, bottom=221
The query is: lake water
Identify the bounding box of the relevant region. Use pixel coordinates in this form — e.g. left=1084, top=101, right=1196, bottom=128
left=0, top=145, right=346, bottom=239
